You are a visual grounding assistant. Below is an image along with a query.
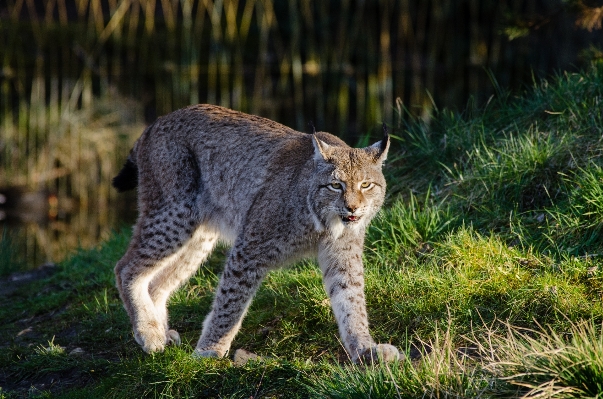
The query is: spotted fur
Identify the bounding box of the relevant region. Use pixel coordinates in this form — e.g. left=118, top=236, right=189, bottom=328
left=113, top=104, right=399, bottom=363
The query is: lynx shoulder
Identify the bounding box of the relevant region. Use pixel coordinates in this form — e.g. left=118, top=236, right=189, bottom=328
left=113, top=104, right=399, bottom=363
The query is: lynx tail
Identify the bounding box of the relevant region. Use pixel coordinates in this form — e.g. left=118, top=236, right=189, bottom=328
left=112, top=157, right=138, bottom=192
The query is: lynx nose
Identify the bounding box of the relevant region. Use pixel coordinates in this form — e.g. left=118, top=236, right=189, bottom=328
left=346, top=205, right=357, bottom=213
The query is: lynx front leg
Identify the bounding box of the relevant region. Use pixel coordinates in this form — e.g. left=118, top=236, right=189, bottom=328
left=193, top=244, right=269, bottom=358
left=318, top=237, right=400, bottom=363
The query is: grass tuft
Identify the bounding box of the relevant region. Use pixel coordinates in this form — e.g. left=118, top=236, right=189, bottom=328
left=368, top=189, right=455, bottom=261
left=478, top=319, right=603, bottom=398
left=310, top=323, right=489, bottom=399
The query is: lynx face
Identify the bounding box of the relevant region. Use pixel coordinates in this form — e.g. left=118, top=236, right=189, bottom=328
left=311, top=136, right=388, bottom=238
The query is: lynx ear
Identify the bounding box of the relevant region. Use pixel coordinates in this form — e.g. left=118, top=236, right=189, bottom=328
left=312, top=134, right=332, bottom=161
left=367, top=122, right=390, bottom=164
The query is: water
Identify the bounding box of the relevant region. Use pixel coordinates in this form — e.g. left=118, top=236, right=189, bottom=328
left=0, top=190, right=137, bottom=275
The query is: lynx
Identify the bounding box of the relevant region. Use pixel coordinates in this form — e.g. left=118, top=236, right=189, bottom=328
left=113, top=104, right=400, bottom=363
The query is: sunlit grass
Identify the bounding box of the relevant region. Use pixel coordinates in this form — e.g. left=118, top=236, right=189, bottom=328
left=310, top=324, right=490, bottom=399
left=368, top=189, right=456, bottom=261
left=478, top=319, right=603, bottom=398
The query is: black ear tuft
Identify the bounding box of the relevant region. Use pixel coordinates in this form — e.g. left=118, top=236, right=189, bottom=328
left=380, top=122, right=389, bottom=153
left=308, top=121, right=316, bottom=135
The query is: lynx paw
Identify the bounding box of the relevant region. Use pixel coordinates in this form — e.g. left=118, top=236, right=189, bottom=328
left=354, top=344, right=401, bottom=364
left=134, top=323, right=168, bottom=353
left=141, top=336, right=166, bottom=353
left=134, top=331, right=165, bottom=353
left=167, top=329, right=181, bottom=346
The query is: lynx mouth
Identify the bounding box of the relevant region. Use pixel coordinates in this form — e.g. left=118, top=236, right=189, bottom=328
left=342, top=215, right=361, bottom=223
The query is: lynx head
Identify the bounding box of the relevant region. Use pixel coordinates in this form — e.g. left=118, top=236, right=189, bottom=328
left=310, top=127, right=390, bottom=238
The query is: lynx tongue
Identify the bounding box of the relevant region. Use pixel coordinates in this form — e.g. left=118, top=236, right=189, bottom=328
left=343, top=215, right=360, bottom=222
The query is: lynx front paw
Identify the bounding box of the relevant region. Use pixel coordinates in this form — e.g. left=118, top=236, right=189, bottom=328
left=354, top=344, right=401, bottom=364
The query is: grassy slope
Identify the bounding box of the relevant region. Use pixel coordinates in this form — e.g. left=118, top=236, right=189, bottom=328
left=1, top=64, right=603, bottom=398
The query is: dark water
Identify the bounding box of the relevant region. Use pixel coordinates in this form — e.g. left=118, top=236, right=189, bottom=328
left=0, top=190, right=138, bottom=275
left=1, top=0, right=603, bottom=271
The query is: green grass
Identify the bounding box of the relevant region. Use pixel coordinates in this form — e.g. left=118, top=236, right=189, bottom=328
left=2, top=64, right=603, bottom=398
left=473, top=318, right=603, bottom=398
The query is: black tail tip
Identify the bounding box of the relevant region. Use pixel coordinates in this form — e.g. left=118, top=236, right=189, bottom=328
left=112, top=158, right=138, bottom=192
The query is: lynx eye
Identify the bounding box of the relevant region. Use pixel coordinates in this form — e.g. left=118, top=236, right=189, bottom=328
left=360, top=182, right=372, bottom=189
left=329, top=182, right=343, bottom=190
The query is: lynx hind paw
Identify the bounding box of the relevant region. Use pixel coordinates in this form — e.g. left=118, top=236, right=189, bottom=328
left=141, top=336, right=166, bottom=354
left=166, top=329, right=181, bottom=346
left=355, top=344, right=401, bottom=364
left=192, top=349, right=221, bottom=359
left=136, top=328, right=180, bottom=353
left=134, top=328, right=166, bottom=353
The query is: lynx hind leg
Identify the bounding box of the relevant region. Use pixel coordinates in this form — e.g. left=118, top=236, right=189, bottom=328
left=148, top=225, right=219, bottom=346
left=115, top=206, right=201, bottom=353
